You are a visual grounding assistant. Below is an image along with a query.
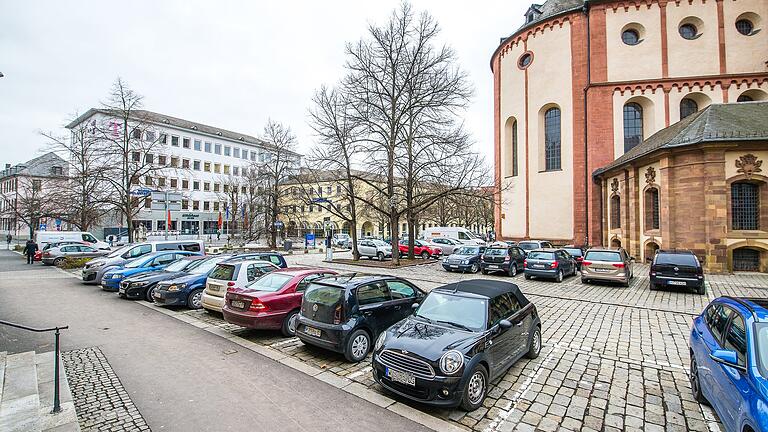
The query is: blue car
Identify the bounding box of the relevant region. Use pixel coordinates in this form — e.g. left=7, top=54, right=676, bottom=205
left=689, top=296, right=768, bottom=432
left=152, top=255, right=234, bottom=309
left=100, top=251, right=200, bottom=291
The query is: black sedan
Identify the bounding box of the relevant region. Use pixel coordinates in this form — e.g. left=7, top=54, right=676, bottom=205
left=372, top=280, right=541, bottom=410
left=118, top=255, right=207, bottom=301
left=442, top=246, right=486, bottom=273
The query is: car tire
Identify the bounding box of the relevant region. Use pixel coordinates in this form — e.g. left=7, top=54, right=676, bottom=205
left=526, top=326, right=542, bottom=359
left=282, top=310, right=299, bottom=337
left=690, top=356, right=708, bottom=405
left=421, top=251, right=429, bottom=259
left=470, top=263, right=479, bottom=273
left=524, top=274, right=531, bottom=280
left=622, top=278, right=630, bottom=288
left=581, top=278, right=589, bottom=284
left=555, top=270, right=563, bottom=283
left=508, top=264, right=517, bottom=277
left=187, top=289, right=203, bottom=309
left=344, top=329, right=371, bottom=363
left=696, top=285, right=706, bottom=295
left=377, top=252, right=384, bottom=261
left=649, top=282, right=658, bottom=291
left=53, top=257, right=65, bottom=266
left=145, top=285, right=156, bottom=302
left=460, top=364, right=488, bottom=411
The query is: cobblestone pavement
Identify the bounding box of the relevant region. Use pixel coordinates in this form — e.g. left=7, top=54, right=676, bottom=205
left=62, top=348, right=150, bottom=432
left=127, top=252, right=768, bottom=431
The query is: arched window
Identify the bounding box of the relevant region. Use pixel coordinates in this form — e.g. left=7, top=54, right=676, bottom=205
left=680, top=98, right=698, bottom=120
left=644, top=187, right=660, bottom=230
left=610, top=195, right=621, bottom=229
left=732, top=182, right=760, bottom=230
left=737, top=95, right=754, bottom=103
left=544, top=108, right=561, bottom=171
left=623, top=103, right=643, bottom=153
left=512, top=120, right=518, bottom=176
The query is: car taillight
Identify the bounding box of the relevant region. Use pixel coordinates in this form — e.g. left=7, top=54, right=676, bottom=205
left=333, top=304, right=343, bottom=325
left=550, top=261, right=558, bottom=269
left=227, top=281, right=236, bottom=287
left=43, top=252, right=51, bottom=257
left=612, top=263, right=625, bottom=268
left=576, top=257, right=583, bottom=261
left=523, top=259, right=527, bottom=267
left=504, top=256, right=511, bottom=261
left=582, top=261, right=592, bottom=266
left=249, top=300, right=266, bottom=311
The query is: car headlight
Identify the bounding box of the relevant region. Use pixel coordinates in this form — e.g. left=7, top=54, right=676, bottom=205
left=111, top=274, right=122, bottom=279
left=439, top=350, right=464, bottom=375
left=461, top=259, right=469, bottom=265
left=375, top=332, right=387, bottom=351
left=168, top=283, right=186, bottom=292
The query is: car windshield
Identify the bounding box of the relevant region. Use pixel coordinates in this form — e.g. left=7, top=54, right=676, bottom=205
left=189, top=257, right=227, bottom=274
left=564, top=248, right=582, bottom=257
left=245, top=273, right=293, bottom=292
left=165, top=259, right=194, bottom=272
left=209, top=264, right=236, bottom=280
left=518, top=242, right=539, bottom=250
left=757, top=324, right=768, bottom=377
left=656, top=253, right=698, bottom=267
left=485, top=248, right=507, bottom=256
left=124, top=256, right=153, bottom=268
left=584, top=251, right=621, bottom=262
left=415, top=291, right=487, bottom=331
left=371, top=240, right=388, bottom=247
left=527, top=251, right=555, bottom=260
left=455, top=247, right=480, bottom=255
left=107, top=245, right=131, bottom=258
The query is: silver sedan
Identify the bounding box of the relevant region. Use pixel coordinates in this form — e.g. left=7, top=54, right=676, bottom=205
left=42, top=244, right=109, bottom=266
left=427, top=237, right=463, bottom=255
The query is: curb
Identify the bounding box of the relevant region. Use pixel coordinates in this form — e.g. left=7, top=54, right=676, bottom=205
left=134, top=301, right=468, bottom=432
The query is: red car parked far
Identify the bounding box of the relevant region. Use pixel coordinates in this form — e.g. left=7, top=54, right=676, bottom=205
left=222, top=268, right=337, bottom=336
left=398, top=240, right=442, bottom=259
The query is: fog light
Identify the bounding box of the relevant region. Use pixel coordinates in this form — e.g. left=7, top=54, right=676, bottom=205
left=441, top=388, right=450, bottom=397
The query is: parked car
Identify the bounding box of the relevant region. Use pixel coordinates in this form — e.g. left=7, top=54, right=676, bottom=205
left=36, top=241, right=88, bottom=262
left=442, top=245, right=487, bottom=273
left=358, top=239, right=393, bottom=261
left=480, top=246, right=526, bottom=276
left=523, top=249, right=577, bottom=282
left=689, top=296, right=768, bottom=432
left=581, top=248, right=633, bottom=287
left=153, top=255, right=236, bottom=309
left=372, top=280, right=541, bottom=410
left=41, top=244, right=108, bottom=266
left=100, top=251, right=199, bottom=291
left=296, top=274, right=425, bottom=362
left=201, top=259, right=281, bottom=313
left=517, top=240, right=553, bottom=252
left=333, top=233, right=351, bottom=248
left=35, top=230, right=111, bottom=250
left=398, top=240, right=442, bottom=259
left=420, top=227, right=486, bottom=245
left=562, top=246, right=585, bottom=270
left=428, top=237, right=463, bottom=255
left=223, top=268, right=338, bottom=336
left=81, top=240, right=205, bottom=285
left=118, top=255, right=208, bottom=301
left=650, top=249, right=705, bottom=294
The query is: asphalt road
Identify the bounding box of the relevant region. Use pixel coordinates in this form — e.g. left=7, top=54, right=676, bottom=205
left=0, top=250, right=429, bottom=432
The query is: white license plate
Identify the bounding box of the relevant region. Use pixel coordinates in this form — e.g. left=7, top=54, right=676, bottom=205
left=386, top=367, right=415, bottom=386
left=304, top=326, right=322, bottom=337
left=533, top=264, right=545, bottom=269
left=450, top=265, right=459, bottom=268
left=668, top=280, right=687, bottom=286
left=488, top=265, right=499, bottom=269
left=594, top=268, right=610, bottom=273
left=231, top=300, right=245, bottom=309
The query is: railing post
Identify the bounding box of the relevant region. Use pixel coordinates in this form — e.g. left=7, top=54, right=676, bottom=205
left=53, top=328, right=61, bottom=414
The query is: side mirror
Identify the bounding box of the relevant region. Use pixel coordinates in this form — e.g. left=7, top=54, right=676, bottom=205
left=709, top=349, right=745, bottom=371
left=499, top=319, right=512, bottom=329
left=411, top=303, right=420, bottom=310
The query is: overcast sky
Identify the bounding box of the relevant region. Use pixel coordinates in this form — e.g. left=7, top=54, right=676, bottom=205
left=0, top=1, right=530, bottom=169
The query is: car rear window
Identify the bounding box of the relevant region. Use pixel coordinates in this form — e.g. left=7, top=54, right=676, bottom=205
left=527, top=251, right=555, bottom=260
left=246, top=273, right=293, bottom=292
left=209, top=264, right=236, bottom=280
left=518, top=242, right=538, bottom=250
left=485, top=248, right=508, bottom=256
left=564, top=248, right=583, bottom=257
left=303, top=284, right=346, bottom=323
left=455, top=247, right=480, bottom=255
left=584, top=251, right=622, bottom=262
left=655, top=253, right=698, bottom=267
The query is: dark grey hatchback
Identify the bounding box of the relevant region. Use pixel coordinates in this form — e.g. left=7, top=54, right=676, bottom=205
left=523, top=249, right=578, bottom=282
left=296, top=274, right=425, bottom=362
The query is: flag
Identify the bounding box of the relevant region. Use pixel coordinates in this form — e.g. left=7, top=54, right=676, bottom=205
left=167, top=210, right=171, bottom=229
left=217, top=212, right=223, bottom=229
left=225, top=204, right=230, bottom=220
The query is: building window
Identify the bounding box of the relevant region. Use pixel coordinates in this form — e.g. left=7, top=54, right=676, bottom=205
left=645, top=187, right=660, bottom=230
left=170, top=178, right=178, bottom=188
left=251, top=152, right=257, bottom=161
left=512, top=120, right=518, bottom=176
left=182, top=179, right=189, bottom=190
left=204, top=162, right=211, bottom=172
left=735, top=19, right=754, bottom=36
left=182, top=200, right=188, bottom=210
left=623, top=102, right=643, bottom=153
left=203, top=201, right=210, bottom=211
left=233, top=166, right=239, bottom=176
left=224, top=165, right=230, bottom=175
left=242, top=150, right=248, bottom=160
left=733, top=248, right=760, bottom=271
left=170, top=157, right=179, bottom=168
left=213, top=183, right=220, bottom=192
left=732, top=182, right=760, bottom=230
left=193, top=160, right=201, bottom=171
left=145, top=176, right=153, bottom=186
left=544, top=107, right=561, bottom=171
left=157, top=177, right=166, bottom=187
left=182, top=138, right=191, bottom=149
left=518, top=53, right=532, bottom=69
left=131, top=129, right=142, bottom=139
left=737, top=95, right=754, bottom=103
left=621, top=29, right=640, bottom=45
left=679, top=23, right=698, bottom=40
left=182, top=159, right=190, bottom=169
left=233, top=148, right=240, bottom=158
left=145, top=131, right=156, bottom=142
left=214, top=144, right=222, bottom=155
left=160, top=134, right=167, bottom=144
left=32, top=179, right=42, bottom=192
left=194, top=140, right=202, bottom=151
left=610, top=195, right=621, bottom=229
left=193, top=181, right=200, bottom=191
left=213, top=202, right=219, bottom=211
left=192, top=201, right=199, bottom=210
left=171, top=136, right=179, bottom=147
left=50, top=166, right=63, bottom=176
left=224, top=146, right=231, bottom=156
left=680, top=98, right=698, bottom=120
left=158, top=155, right=167, bottom=165
left=145, top=153, right=154, bottom=164
left=204, top=142, right=212, bottom=153
left=203, top=182, right=210, bottom=192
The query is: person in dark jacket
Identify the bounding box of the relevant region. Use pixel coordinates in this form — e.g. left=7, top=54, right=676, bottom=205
left=23, top=239, right=38, bottom=264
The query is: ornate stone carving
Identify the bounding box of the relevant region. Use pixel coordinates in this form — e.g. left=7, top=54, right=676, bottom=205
left=610, top=178, right=619, bottom=193
left=736, top=153, right=762, bottom=178
left=645, top=167, right=656, bottom=185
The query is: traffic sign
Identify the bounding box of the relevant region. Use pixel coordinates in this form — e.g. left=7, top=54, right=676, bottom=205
left=131, top=188, right=153, bottom=197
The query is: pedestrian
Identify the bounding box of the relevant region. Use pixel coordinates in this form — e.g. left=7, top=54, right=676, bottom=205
left=5, top=233, right=11, bottom=250
left=23, top=238, right=38, bottom=264
left=216, top=229, right=221, bottom=241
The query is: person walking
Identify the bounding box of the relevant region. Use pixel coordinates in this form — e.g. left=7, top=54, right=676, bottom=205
left=5, top=234, right=11, bottom=250
left=23, top=239, right=38, bottom=264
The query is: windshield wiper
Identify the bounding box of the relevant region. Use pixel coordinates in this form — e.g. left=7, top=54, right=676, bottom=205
left=433, top=319, right=473, bottom=332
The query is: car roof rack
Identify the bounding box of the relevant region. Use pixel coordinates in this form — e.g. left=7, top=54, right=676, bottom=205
left=721, top=296, right=760, bottom=320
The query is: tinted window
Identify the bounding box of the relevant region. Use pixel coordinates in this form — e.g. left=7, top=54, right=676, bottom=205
left=248, top=263, right=276, bottom=281
left=724, top=313, right=747, bottom=366
left=268, top=256, right=282, bottom=265
left=455, top=246, right=480, bottom=255
left=527, top=251, right=555, bottom=260
left=709, top=305, right=732, bottom=345
left=356, top=283, right=390, bottom=306
left=246, top=273, right=293, bottom=292
left=518, top=242, right=539, bottom=250
left=82, top=234, right=97, bottom=242
left=415, top=292, right=487, bottom=331
left=80, top=246, right=98, bottom=252
left=296, top=274, right=324, bottom=292
left=563, top=248, right=583, bottom=257
left=458, top=232, right=470, bottom=240
left=584, top=251, right=622, bottom=262
left=151, top=254, right=177, bottom=266
left=488, top=294, right=521, bottom=327
left=485, top=248, right=508, bottom=256
left=125, top=244, right=152, bottom=258
left=210, top=264, right=236, bottom=281
left=387, top=281, right=416, bottom=299
left=655, top=253, right=698, bottom=267
left=303, top=284, right=345, bottom=323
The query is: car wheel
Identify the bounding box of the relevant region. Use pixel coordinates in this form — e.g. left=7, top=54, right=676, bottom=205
left=524, top=274, right=531, bottom=280
left=471, top=263, right=479, bottom=273
left=460, top=364, right=488, bottom=411
left=581, top=278, right=589, bottom=284
left=508, top=264, right=517, bottom=277
left=282, top=310, right=299, bottom=337
left=649, top=282, right=657, bottom=290
left=187, top=289, right=203, bottom=309
left=696, top=285, right=706, bottom=295
left=421, top=251, right=429, bottom=259
left=53, top=257, right=65, bottom=266
left=145, top=285, right=156, bottom=302
left=526, top=326, right=542, bottom=359
left=344, top=329, right=371, bottom=362
left=377, top=252, right=384, bottom=261
left=690, top=356, right=708, bottom=405
left=555, top=270, right=563, bottom=283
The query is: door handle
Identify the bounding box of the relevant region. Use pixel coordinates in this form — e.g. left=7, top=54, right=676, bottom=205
left=363, top=311, right=373, bottom=316
left=394, top=305, right=401, bottom=310
left=514, top=321, right=524, bottom=327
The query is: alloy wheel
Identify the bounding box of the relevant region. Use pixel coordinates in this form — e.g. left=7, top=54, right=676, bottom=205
left=510, top=265, right=517, bottom=276
left=467, top=371, right=486, bottom=405
left=532, top=330, right=541, bottom=354
left=288, top=314, right=299, bottom=335
left=351, top=334, right=369, bottom=359
left=471, top=263, right=479, bottom=273
left=557, top=271, right=563, bottom=282
left=191, top=291, right=202, bottom=308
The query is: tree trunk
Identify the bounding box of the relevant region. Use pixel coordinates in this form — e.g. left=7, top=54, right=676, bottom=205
left=389, top=209, right=399, bottom=265
left=407, top=208, right=416, bottom=259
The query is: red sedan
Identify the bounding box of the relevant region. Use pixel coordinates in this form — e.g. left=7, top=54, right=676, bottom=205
left=222, top=268, right=337, bottom=336
left=398, top=240, right=442, bottom=259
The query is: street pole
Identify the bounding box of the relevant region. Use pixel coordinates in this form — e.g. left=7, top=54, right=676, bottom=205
left=164, top=190, right=169, bottom=240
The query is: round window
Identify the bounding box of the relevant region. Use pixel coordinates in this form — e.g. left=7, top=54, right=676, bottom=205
left=736, top=19, right=754, bottom=36
left=679, top=23, right=698, bottom=39
left=518, top=52, right=533, bottom=69
left=621, top=29, right=640, bottom=45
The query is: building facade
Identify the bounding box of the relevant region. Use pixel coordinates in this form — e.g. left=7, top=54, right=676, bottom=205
left=491, top=0, right=768, bottom=246
left=66, top=109, right=301, bottom=239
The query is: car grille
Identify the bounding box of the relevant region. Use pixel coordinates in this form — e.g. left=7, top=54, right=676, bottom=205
left=445, top=258, right=462, bottom=265
left=379, top=350, right=435, bottom=379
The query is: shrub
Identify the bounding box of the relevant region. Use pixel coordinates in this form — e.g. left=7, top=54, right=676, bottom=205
left=59, top=257, right=93, bottom=269
left=13, top=244, right=23, bottom=252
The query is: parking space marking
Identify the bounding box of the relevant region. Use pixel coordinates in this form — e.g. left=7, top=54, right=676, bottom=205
left=269, top=337, right=300, bottom=348
left=346, top=366, right=372, bottom=380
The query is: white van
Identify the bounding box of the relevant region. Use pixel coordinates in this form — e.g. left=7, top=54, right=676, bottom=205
left=35, top=231, right=111, bottom=250
left=420, top=227, right=486, bottom=245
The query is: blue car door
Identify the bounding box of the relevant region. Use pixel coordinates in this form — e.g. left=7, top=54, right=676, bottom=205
left=717, top=311, right=752, bottom=431
left=699, top=304, right=735, bottom=422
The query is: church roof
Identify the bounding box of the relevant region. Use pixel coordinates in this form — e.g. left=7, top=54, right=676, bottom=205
left=594, top=101, right=768, bottom=177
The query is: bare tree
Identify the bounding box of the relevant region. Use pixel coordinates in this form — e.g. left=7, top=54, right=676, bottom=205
left=0, top=176, right=64, bottom=238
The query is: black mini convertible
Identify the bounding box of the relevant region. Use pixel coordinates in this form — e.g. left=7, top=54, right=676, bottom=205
left=371, top=280, right=541, bottom=410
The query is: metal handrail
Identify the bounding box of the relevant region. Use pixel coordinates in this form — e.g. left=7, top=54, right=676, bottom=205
left=0, top=320, right=68, bottom=413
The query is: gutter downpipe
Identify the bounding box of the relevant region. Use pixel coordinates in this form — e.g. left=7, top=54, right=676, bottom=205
left=583, top=0, right=593, bottom=247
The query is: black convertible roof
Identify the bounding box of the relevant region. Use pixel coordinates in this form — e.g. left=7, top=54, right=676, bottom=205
left=434, top=280, right=530, bottom=306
